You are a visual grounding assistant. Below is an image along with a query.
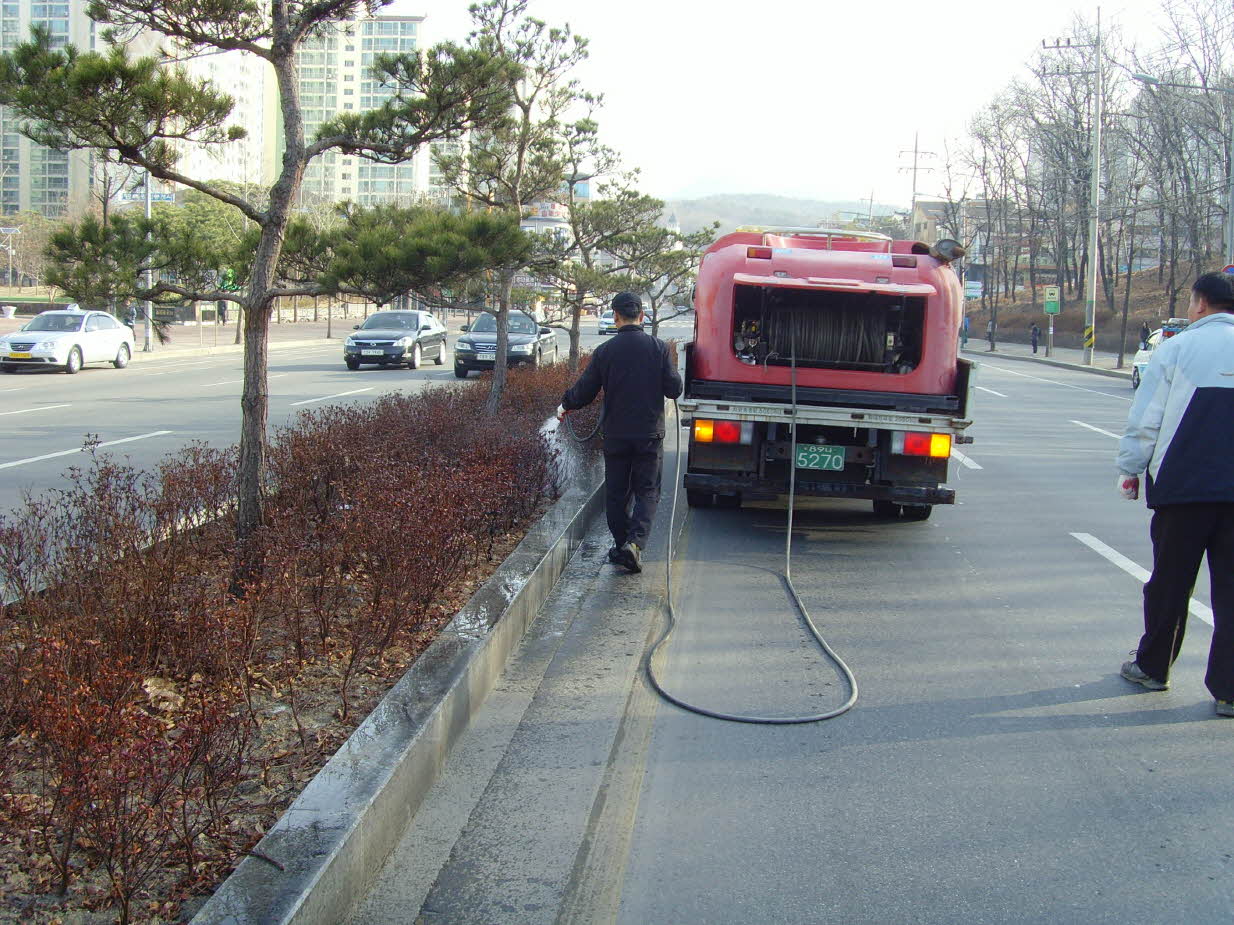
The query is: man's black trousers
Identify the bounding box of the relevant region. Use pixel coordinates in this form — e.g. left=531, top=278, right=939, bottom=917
left=603, top=436, right=663, bottom=550
left=1137, top=503, right=1234, bottom=700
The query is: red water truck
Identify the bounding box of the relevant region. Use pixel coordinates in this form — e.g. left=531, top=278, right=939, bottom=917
left=679, top=226, right=975, bottom=520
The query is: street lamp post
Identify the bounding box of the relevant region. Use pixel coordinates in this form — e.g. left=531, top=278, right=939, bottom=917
left=1134, top=72, right=1234, bottom=264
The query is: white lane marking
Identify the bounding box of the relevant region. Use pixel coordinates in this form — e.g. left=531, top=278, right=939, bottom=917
left=0, top=430, right=174, bottom=471
left=0, top=387, right=24, bottom=393
left=1070, top=532, right=1214, bottom=626
left=975, top=385, right=1008, bottom=397
left=951, top=449, right=983, bottom=470
left=290, top=387, right=373, bottom=406
left=1071, top=419, right=1121, bottom=439
left=0, top=403, right=70, bottom=416
left=982, top=363, right=1132, bottom=401
left=203, top=373, right=288, bottom=388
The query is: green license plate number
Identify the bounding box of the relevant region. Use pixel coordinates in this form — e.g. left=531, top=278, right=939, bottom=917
left=795, top=444, right=846, bottom=471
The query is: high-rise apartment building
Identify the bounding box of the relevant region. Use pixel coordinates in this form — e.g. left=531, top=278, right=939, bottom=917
left=0, top=0, right=96, bottom=216
left=296, top=13, right=448, bottom=209
left=174, top=49, right=276, bottom=190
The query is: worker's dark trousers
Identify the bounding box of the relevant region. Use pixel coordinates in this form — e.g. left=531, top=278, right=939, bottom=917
left=603, top=436, right=663, bottom=550
left=1137, top=503, right=1234, bottom=700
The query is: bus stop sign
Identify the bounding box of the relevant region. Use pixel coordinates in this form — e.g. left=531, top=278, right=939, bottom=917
left=1044, top=285, right=1061, bottom=315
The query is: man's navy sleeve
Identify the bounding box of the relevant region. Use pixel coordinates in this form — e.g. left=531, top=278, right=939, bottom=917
left=562, top=351, right=604, bottom=410
left=661, top=342, right=683, bottom=399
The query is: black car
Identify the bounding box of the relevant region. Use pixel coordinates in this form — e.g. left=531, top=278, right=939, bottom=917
left=453, top=311, right=558, bottom=378
left=343, top=310, right=448, bottom=370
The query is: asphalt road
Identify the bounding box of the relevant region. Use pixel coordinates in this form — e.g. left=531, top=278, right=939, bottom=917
left=349, top=357, right=1233, bottom=925
left=0, top=318, right=694, bottom=513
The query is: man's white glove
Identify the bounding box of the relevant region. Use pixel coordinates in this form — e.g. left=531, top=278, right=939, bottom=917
left=1117, top=473, right=1140, bottom=501
left=556, top=404, right=568, bottom=422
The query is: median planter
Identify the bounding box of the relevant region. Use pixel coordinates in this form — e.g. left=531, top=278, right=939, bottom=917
left=0, top=364, right=599, bottom=925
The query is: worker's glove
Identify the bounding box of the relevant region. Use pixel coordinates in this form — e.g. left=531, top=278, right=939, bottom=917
left=556, top=404, right=569, bottom=422
left=1116, top=473, right=1140, bottom=501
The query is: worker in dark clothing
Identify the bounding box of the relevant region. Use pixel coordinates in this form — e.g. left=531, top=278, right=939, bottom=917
left=559, top=291, right=683, bottom=573
left=1117, top=272, right=1234, bottom=717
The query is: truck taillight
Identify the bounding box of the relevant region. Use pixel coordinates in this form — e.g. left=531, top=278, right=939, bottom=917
left=694, top=419, right=753, bottom=445
left=891, top=431, right=951, bottom=458
left=891, top=255, right=918, bottom=268
left=747, top=246, right=773, bottom=259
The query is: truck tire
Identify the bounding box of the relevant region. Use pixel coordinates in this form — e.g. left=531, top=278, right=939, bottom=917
left=902, top=504, right=932, bottom=521
left=686, top=489, right=714, bottom=508
left=872, top=500, right=902, bottom=518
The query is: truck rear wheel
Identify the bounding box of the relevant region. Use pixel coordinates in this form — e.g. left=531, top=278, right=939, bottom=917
left=902, top=504, right=932, bottom=521
left=872, top=500, right=902, bottom=518
left=686, top=489, right=714, bottom=508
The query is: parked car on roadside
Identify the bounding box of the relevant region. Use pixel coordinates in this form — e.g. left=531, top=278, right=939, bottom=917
left=453, top=310, right=558, bottom=378
left=0, top=309, right=135, bottom=374
left=343, top=310, right=447, bottom=370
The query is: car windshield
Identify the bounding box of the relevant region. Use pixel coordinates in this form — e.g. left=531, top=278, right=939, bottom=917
left=470, top=313, right=538, bottom=335
left=24, top=313, right=84, bottom=332
left=360, top=312, right=418, bottom=330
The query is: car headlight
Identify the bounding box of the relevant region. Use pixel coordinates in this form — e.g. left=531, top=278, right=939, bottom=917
left=395, top=336, right=414, bottom=348
left=33, top=341, right=57, bottom=354
left=344, top=336, right=356, bottom=346
left=455, top=341, right=474, bottom=352
left=510, top=343, right=534, bottom=354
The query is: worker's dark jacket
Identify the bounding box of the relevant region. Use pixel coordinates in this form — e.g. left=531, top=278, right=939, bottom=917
left=561, top=325, right=683, bottom=439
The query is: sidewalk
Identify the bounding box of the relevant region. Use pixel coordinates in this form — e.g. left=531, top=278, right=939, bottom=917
left=962, top=338, right=1134, bottom=380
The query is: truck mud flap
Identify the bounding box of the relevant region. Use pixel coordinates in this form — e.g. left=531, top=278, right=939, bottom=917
left=683, top=473, right=955, bottom=505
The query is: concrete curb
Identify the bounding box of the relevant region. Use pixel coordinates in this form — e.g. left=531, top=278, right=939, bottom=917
left=965, top=348, right=1134, bottom=382
left=129, top=336, right=334, bottom=362
left=191, top=459, right=604, bottom=925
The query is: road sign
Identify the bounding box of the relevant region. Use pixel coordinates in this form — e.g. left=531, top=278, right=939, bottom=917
left=1044, top=285, right=1061, bottom=315
left=1223, top=264, right=1234, bottom=274
left=0, top=227, right=20, bottom=235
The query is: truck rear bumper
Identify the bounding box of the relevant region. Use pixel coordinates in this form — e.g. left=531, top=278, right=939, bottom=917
left=683, top=473, right=955, bottom=505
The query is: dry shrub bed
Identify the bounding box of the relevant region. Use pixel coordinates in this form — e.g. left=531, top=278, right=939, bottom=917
left=0, top=362, right=587, bottom=924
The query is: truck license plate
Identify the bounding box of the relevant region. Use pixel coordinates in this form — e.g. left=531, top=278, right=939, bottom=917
left=795, top=444, right=846, bottom=471
left=361, top=349, right=384, bottom=356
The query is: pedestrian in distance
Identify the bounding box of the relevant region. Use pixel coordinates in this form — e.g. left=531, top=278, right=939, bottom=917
left=1030, top=322, right=1041, bottom=354
left=1139, top=320, right=1151, bottom=350
left=959, top=315, right=969, bottom=348
left=558, top=291, right=683, bottom=574
left=217, top=299, right=228, bottom=325
left=1116, top=271, right=1234, bottom=717
left=986, top=317, right=995, bottom=351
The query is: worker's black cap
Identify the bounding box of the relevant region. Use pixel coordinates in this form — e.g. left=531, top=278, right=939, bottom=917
left=611, top=291, right=642, bottom=317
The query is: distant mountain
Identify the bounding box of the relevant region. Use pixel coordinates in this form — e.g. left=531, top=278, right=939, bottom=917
left=665, top=193, right=902, bottom=236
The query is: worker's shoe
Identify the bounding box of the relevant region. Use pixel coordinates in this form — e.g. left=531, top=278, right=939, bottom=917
left=607, top=546, right=622, bottom=564
left=616, top=542, right=642, bottom=574
left=1216, top=700, right=1234, bottom=718
left=1120, top=657, right=1169, bottom=691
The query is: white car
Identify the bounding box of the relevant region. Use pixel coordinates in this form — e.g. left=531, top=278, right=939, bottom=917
left=597, top=310, right=619, bottom=335
left=0, top=309, right=135, bottom=374
left=1131, top=319, right=1189, bottom=389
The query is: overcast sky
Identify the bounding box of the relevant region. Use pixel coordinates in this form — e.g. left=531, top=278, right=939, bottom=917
left=391, top=0, right=1170, bottom=206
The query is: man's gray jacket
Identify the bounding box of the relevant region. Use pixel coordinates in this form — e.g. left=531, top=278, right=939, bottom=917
left=1118, top=311, right=1234, bottom=507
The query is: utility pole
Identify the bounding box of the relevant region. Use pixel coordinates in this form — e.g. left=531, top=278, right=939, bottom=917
left=1042, top=8, right=1102, bottom=365
left=899, top=131, right=936, bottom=237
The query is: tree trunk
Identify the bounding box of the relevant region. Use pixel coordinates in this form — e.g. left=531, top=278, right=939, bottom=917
left=568, top=296, right=582, bottom=370
left=1117, top=222, right=1136, bottom=369
left=484, top=270, right=515, bottom=415
left=235, top=302, right=271, bottom=543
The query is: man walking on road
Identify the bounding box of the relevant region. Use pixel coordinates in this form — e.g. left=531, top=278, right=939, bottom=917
left=986, top=317, right=996, bottom=351
left=1117, top=271, right=1234, bottom=717
left=1030, top=322, right=1041, bottom=354
left=559, top=291, right=683, bottom=574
